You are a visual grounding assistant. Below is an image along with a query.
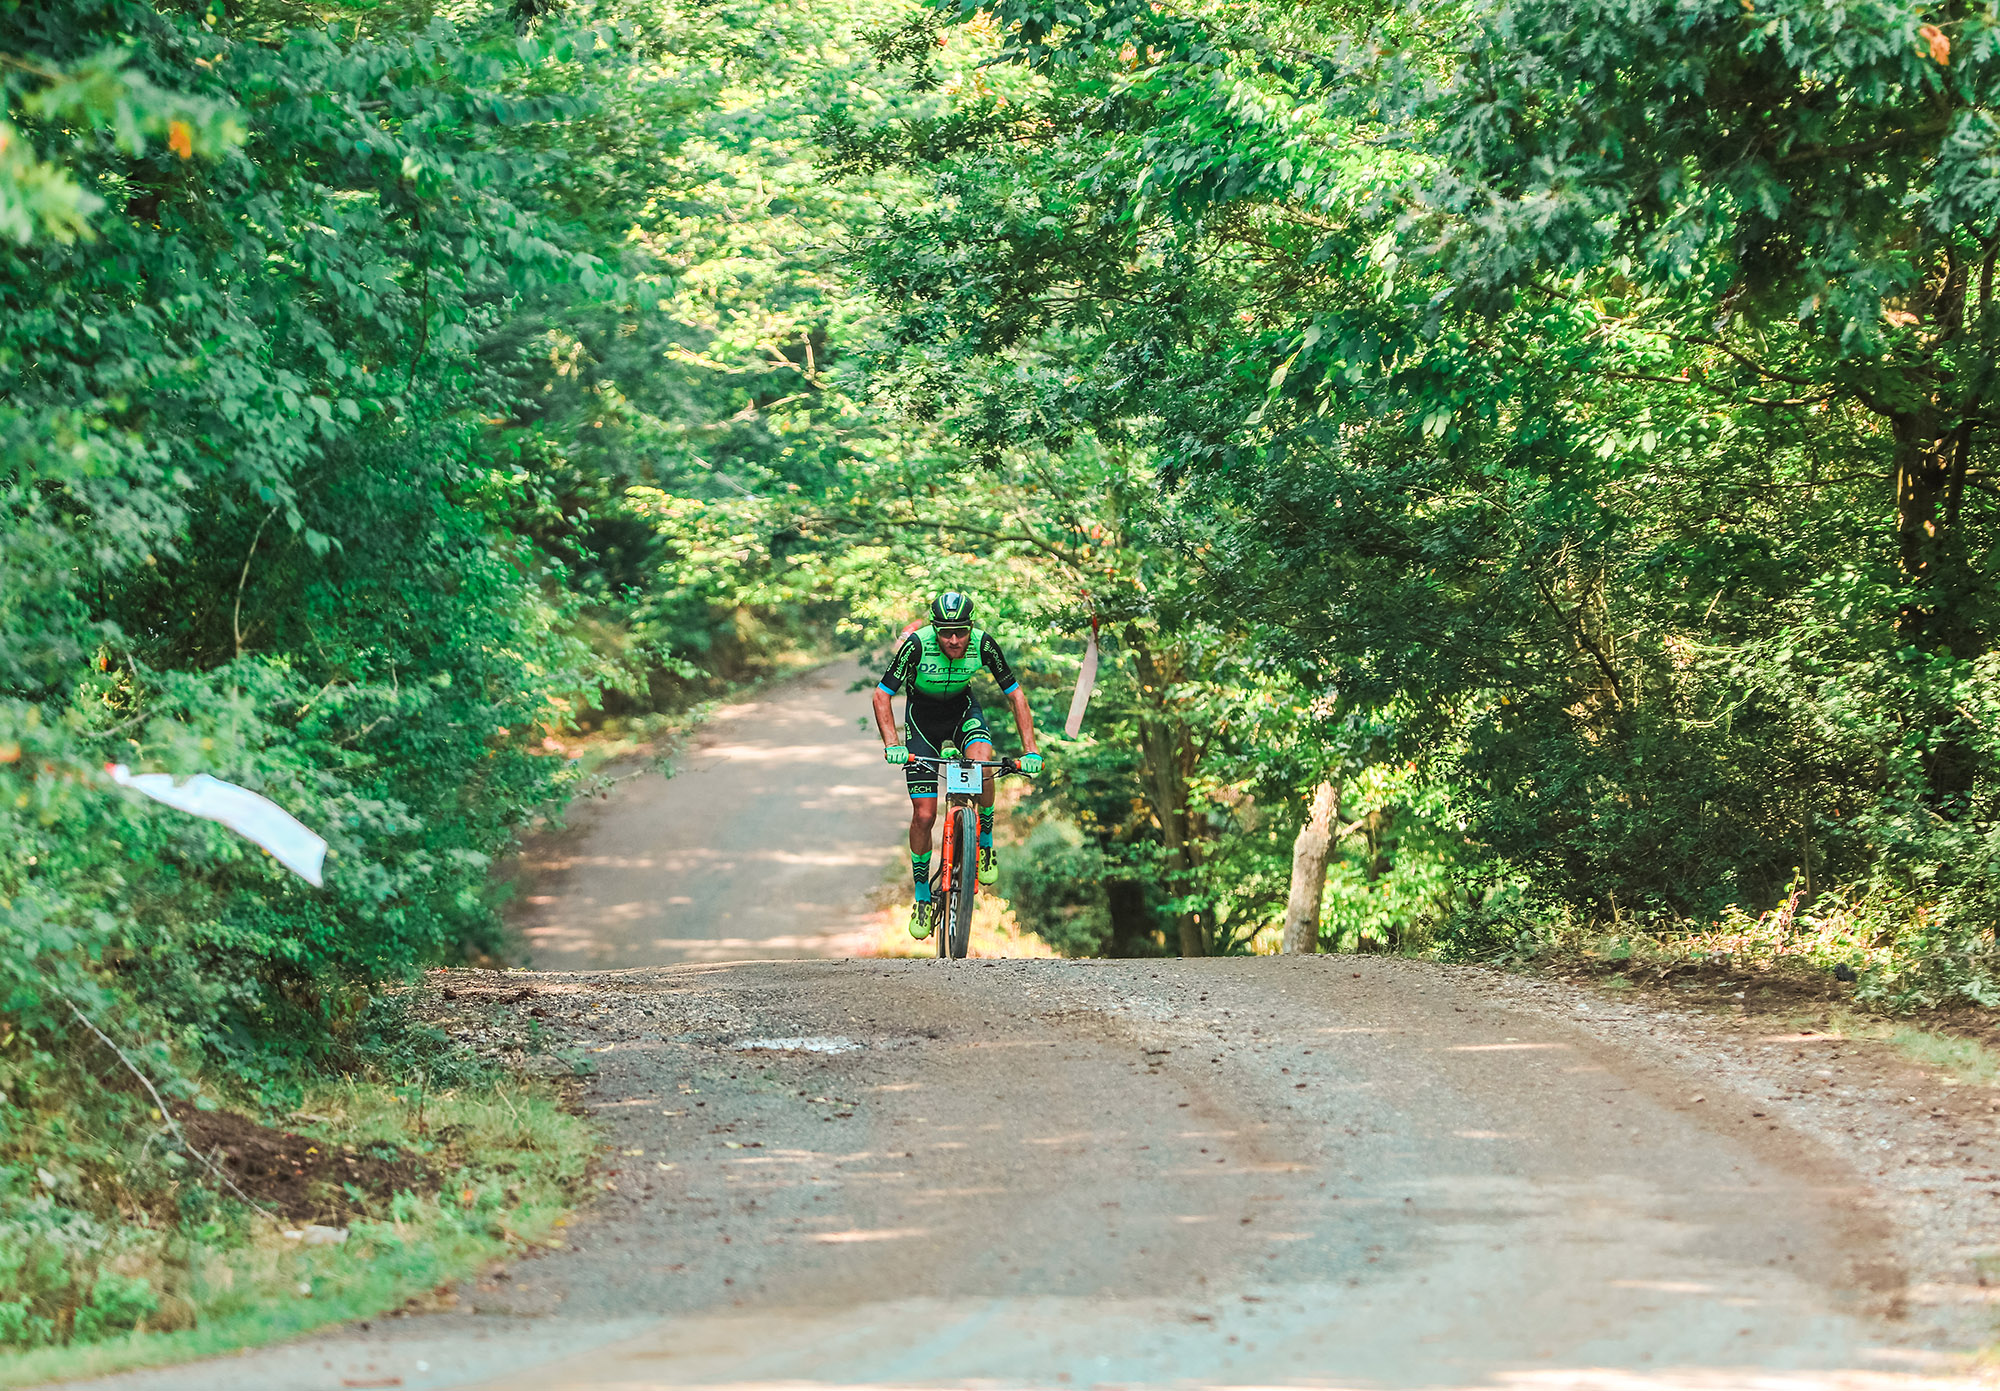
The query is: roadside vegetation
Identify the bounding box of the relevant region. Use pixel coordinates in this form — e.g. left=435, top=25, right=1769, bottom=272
left=812, top=0, right=2000, bottom=1012
left=0, top=1063, right=587, bottom=1389
left=0, top=0, right=909, bottom=1360
left=6, top=0, right=2000, bottom=1365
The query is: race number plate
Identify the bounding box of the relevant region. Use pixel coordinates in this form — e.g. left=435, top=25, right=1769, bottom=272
left=944, top=762, right=983, bottom=795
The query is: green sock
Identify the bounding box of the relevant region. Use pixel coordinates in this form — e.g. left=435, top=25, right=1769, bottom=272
left=978, top=806, right=994, bottom=848
left=912, top=851, right=932, bottom=901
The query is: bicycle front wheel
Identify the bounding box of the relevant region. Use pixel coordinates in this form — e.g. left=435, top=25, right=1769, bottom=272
left=933, top=863, right=948, bottom=959
left=932, top=811, right=951, bottom=959
left=946, top=802, right=978, bottom=959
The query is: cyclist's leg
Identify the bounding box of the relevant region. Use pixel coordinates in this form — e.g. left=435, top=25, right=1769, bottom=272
left=908, top=796, right=938, bottom=856
left=959, top=706, right=1001, bottom=883
left=958, top=703, right=998, bottom=808
left=904, top=708, right=947, bottom=926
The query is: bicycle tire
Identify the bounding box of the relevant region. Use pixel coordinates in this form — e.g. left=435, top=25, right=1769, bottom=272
left=933, top=810, right=951, bottom=959
left=947, top=802, right=978, bottom=959
left=933, top=872, right=947, bottom=958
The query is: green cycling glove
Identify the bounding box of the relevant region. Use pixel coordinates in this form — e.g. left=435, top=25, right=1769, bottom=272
left=1020, top=752, right=1044, bottom=775
left=885, top=744, right=910, bottom=765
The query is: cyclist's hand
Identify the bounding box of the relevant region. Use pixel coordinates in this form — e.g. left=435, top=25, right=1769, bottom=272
left=885, top=744, right=910, bottom=766
left=1020, top=752, right=1044, bottom=775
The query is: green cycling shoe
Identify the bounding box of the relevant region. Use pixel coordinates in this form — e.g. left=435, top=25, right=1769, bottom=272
left=909, top=899, right=934, bottom=940
left=977, top=842, right=998, bottom=885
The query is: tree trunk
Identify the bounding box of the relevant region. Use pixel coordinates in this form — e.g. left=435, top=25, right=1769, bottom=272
left=1894, top=414, right=1979, bottom=800
left=1136, top=710, right=1204, bottom=956
left=1891, top=241, right=1976, bottom=660
left=1103, top=879, right=1154, bottom=957
left=1894, top=414, right=1957, bottom=644
left=1355, top=805, right=1399, bottom=951
left=1128, top=630, right=1205, bottom=956
left=1280, top=780, right=1338, bottom=954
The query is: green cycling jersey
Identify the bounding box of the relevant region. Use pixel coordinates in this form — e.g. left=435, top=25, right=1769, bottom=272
left=876, top=625, right=1020, bottom=707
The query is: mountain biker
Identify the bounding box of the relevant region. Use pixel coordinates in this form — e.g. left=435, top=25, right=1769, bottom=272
left=872, top=591, right=1043, bottom=940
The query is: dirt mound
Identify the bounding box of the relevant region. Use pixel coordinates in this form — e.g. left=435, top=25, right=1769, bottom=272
left=176, top=1108, right=432, bottom=1223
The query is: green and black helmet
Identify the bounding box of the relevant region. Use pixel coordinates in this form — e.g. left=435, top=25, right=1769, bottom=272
left=930, top=590, right=974, bottom=630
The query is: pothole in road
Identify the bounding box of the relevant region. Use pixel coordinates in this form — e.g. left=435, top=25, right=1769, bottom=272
left=730, top=1036, right=865, bottom=1054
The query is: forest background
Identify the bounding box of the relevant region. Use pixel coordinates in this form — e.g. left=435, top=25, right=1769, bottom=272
left=5, top=0, right=2000, bottom=1361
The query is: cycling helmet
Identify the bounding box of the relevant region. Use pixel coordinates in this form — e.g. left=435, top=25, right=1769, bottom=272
left=930, top=590, right=974, bottom=630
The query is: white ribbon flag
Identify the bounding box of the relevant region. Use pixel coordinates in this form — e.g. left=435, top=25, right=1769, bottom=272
left=1063, top=614, right=1100, bottom=738
left=107, top=765, right=327, bottom=886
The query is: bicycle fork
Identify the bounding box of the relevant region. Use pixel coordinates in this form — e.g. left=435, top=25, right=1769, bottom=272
left=935, top=804, right=959, bottom=901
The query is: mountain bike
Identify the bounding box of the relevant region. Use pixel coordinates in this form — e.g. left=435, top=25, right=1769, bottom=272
left=910, top=748, right=1021, bottom=960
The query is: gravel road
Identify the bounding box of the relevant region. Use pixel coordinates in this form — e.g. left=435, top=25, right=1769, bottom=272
left=65, top=959, right=2000, bottom=1391
left=54, top=665, right=2000, bottom=1391
left=514, top=661, right=906, bottom=968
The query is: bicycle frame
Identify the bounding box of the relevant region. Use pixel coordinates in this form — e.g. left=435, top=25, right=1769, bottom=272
left=908, top=750, right=1019, bottom=959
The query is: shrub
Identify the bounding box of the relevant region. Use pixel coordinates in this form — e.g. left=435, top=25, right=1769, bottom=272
left=1435, top=883, right=1561, bottom=964
left=1000, top=820, right=1114, bottom=957
left=71, top=1272, right=159, bottom=1342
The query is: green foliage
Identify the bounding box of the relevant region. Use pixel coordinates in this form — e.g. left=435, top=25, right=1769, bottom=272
left=1000, top=819, right=1113, bottom=956
left=70, top=1273, right=157, bottom=1344
left=1433, top=884, right=1558, bottom=965
left=798, top=0, right=2000, bottom=992
left=0, top=1197, right=163, bottom=1349
left=0, top=37, right=243, bottom=243
left=0, top=0, right=943, bottom=1355
left=1, top=0, right=624, bottom=1077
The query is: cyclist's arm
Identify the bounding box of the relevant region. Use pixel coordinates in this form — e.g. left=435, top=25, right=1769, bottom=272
left=1006, top=684, right=1039, bottom=756
left=872, top=686, right=900, bottom=749
left=874, top=634, right=918, bottom=750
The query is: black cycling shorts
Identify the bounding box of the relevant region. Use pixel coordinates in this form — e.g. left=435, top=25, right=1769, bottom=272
left=904, top=697, right=994, bottom=799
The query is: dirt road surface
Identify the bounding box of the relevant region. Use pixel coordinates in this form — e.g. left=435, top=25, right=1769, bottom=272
left=515, top=661, right=908, bottom=968
left=55, top=668, right=2000, bottom=1391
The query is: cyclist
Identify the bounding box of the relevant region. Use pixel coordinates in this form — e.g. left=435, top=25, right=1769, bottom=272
left=872, top=591, right=1043, bottom=939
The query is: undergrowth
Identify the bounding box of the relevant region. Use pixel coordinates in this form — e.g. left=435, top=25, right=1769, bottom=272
left=0, top=1005, right=592, bottom=1385
left=1433, top=873, right=2000, bottom=1016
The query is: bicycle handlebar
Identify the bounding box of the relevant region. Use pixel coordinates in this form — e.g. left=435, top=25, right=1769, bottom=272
left=905, top=755, right=1024, bottom=771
